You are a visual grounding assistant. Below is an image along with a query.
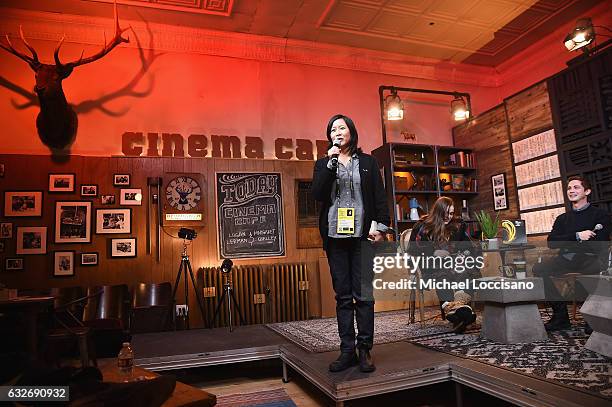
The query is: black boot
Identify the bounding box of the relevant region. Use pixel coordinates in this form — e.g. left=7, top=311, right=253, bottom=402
left=446, top=305, right=476, bottom=334
left=584, top=322, right=593, bottom=335
left=358, top=349, right=375, bottom=373
left=329, top=352, right=357, bottom=372
left=545, top=303, right=571, bottom=331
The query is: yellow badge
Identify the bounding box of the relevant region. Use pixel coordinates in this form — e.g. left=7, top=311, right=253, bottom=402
left=337, top=207, right=355, bottom=234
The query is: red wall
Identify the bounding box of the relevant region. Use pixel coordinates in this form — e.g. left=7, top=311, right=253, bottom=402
left=1, top=1, right=608, bottom=157
left=0, top=25, right=500, bottom=157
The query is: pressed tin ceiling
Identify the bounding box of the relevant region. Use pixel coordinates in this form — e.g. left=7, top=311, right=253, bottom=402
left=2, top=0, right=605, bottom=67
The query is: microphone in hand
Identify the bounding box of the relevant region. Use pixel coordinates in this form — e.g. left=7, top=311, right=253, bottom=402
left=330, top=138, right=341, bottom=168
left=593, top=224, right=603, bottom=232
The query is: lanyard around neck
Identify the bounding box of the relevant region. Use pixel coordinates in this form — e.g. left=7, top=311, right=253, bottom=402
left=335, top=157, right=355, bottom=202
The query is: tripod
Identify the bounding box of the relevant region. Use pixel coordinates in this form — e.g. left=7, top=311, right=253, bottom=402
left=168, top=240, right=209, bottom=329
left=212, top=265, right=246, bottom=332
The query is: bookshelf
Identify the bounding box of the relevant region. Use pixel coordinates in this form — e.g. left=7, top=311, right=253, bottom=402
left=372, top=142, right=478, bottom=233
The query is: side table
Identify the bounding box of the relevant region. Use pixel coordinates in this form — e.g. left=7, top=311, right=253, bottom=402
left=475, top=277, right=548, bottom=344
left=577, top=275, right=612, bottom=357
left=98, top=360, right=216, bottom=406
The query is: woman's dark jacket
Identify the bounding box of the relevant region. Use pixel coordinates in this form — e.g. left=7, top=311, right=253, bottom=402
left=408, top=220, right=481, bottom=278
left=312, top=153, right=390, bottom=251
left=408, top=220, right=476, bottom=257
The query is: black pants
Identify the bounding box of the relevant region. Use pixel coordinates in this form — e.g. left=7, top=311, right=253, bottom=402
left=532, top=255, right=601, bottom=302
left=326, top=237, right=374, bottom=353
left=422, top=266, right=480, bottom=303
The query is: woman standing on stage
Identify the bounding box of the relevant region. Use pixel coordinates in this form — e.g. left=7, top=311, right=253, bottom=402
left=312, top=114, right=390, bottom=373
left=409, top=196, right=480, bottom=333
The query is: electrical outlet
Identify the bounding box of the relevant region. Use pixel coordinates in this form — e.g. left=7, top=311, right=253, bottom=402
left=202, top=287, right=216, bottom=298
left=253, top=294, right=266, bottom=304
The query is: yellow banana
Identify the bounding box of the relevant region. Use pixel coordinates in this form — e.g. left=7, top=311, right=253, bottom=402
left=502, top=220, right=516, bottom=243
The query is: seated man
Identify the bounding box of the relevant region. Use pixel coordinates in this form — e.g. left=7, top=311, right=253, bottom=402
left=533, top=176, right=610, bottom=332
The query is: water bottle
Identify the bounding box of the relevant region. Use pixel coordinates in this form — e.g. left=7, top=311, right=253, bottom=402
left=117, top=342, right=134, bottom=380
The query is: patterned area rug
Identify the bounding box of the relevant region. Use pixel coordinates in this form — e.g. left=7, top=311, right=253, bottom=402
left=412, top=324, right=612, bottom=398
left=215, top=388, right=296, bottom=407
left=266, top=309, right=466, bottom=353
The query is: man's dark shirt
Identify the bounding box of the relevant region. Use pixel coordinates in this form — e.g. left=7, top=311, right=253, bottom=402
left=548, top=203, right=611, bottom=258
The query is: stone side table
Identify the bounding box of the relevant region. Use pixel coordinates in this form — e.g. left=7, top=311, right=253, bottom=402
left=578, top=275, right=612, bottom=357
left=475, top=277, right=548, bottom=344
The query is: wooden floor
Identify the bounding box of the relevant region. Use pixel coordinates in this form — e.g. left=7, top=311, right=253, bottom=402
left=132, top=325, right=611, bottom=407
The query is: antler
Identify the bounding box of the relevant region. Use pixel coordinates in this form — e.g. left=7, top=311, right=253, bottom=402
left=0, top=26, right=41, bottom=71
left=55, top=0, right=130, bottom=69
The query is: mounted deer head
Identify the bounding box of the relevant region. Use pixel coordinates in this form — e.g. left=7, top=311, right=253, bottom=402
left=0, top=1, right=129, bottom=149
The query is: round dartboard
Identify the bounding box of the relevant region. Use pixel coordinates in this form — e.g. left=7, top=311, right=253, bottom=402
left=165, top=176, right=202, bottom=211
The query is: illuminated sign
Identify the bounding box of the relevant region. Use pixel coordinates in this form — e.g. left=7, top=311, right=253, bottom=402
left=165, top=213, right=203, bottom=221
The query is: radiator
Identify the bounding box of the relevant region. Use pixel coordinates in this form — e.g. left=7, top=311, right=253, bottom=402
left=268, top=263, right=309, bottom=323
left=198, top=263, right=309, bottom=327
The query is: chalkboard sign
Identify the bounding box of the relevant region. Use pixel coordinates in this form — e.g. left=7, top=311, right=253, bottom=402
left=216, top=173, right=285, bottom=259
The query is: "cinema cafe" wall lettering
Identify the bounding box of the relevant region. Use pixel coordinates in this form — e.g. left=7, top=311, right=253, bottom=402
left=121, top=132, right=330, bottom=160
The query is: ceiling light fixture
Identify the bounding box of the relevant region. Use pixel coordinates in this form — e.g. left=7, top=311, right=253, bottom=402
left=564, top=17, right=595, bottom=52
left=451, top=94, right=470, bottom=121
left=385, top=88, right=404, bottom=121
left=378, top=86, right=472, bottom=144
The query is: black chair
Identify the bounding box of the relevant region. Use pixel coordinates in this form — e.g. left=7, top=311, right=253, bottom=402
left=130, top=282, right=172, bottom=333
left=83, top=285, right=131, bottom=357
left=45, top=287, right=101, bottom=367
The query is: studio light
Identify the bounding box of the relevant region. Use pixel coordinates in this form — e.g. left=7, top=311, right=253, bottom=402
left=564, top=18, right=595, bottom=52
left=451, top=94, right=470, bottom=121
left=385, top=88, right=404, bottom=121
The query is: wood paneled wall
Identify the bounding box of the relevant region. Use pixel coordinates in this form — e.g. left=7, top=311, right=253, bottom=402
left=505, top=81, right=553, bottom=142
left=453, top=106, right=519, bottom=219
left=0, top=154, right=325, bottom=327
left=453, top=81, right=553, bottom=221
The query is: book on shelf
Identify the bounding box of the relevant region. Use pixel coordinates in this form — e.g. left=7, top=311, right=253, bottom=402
left=446, top=151, right=476, bottom=167
left=470, top=179, right=478, bottom=192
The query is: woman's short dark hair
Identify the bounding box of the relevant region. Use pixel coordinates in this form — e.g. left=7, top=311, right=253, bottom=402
left=326, top=114, right=361, bottom=156
left=568, top=175, right=591, bottom=191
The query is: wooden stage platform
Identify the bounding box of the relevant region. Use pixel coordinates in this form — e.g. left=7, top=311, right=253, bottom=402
left=132, top=325, right=610, bottom=407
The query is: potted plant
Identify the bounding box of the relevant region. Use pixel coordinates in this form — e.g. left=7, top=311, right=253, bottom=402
left=475, top=210, right=500, bottom=250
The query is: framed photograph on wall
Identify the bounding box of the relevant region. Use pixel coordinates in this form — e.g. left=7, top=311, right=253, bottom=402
left=110, top=238, right=137, bottom=258
left=101, top=195, right=115, bottom=205
left=16, top=226, right=47, bottom=255
left=5, top=258, right=24, bottom=271
left=4, top=191, right=43, bottom=217
left=491, top=173, right=509, bottom=211
left=113, top=174, right=130, bottom=186
left=80, top=184, right=98, bottom=197
left=55, top=201, right=92, bottom=243
left=80, top=252, right=98, bottom=266
left=49, top=174, right=75, bottom=192
left=96, top=208, right=131, bottom=234
left=120, top=189, right=142, bottom=205
left=53, top=251, right=75, bottom=277
left=1, top=222, right=13, bottom=238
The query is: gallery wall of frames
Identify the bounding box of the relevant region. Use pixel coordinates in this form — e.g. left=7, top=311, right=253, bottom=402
left=0, top=155, right=325, bottom=326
